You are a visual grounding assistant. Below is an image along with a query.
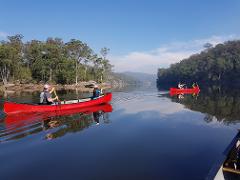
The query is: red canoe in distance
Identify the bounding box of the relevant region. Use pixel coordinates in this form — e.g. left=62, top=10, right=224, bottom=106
left=4, top=103, right=113, bottom=127
left=169, top=87, right=200, bottom=96
left=4, top=93, right=112, bottom=115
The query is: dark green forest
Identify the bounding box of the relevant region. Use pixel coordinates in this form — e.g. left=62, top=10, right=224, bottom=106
left=157, top=40, right=240, bottom=89
left=0, top=34, right=112, bottom=85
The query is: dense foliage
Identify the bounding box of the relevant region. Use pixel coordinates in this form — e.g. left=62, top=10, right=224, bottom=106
left=157, top=40, right=240, bottom=88
left=0, top=34, right=112, bottom=85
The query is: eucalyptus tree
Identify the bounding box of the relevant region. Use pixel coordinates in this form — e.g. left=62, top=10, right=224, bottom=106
left=0, top=34, right=26, bottom=84
left=0, top=43, right=12, bottom=84
left=44, top=38, right=65, bottom=82
left=6, top=34, right=25, bottom=80
left=65, top=39, right=93, bottom=85
left=24, top=40, right=45, bottom=81
left=98, top=47, right=111, bottom=82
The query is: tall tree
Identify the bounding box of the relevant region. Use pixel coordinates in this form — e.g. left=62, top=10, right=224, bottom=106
left=65, top=39, right=93, bottom=85
left=99, top=47, right=111, bottom=82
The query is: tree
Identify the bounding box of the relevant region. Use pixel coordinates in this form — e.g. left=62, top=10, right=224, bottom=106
left=203, top=43, right=213, bottom=49
left=0, top=44, right=12, bottom=85
left=24, top=40, right=46, bottom=81
left=100, top=47, right=110, bottom=60
left=65, top=39, right=93, bottom=85
left=45, top=38, right=64, bottom=82
left=98, top=47, right=111, bottom=82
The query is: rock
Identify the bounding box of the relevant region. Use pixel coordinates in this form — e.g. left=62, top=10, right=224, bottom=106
left=84, top=81, right=97, bottom=88
left=4, top=84, right=15, bottom=88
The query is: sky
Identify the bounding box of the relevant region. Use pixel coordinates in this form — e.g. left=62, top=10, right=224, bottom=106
left=0, top=0, right=240, bottom=74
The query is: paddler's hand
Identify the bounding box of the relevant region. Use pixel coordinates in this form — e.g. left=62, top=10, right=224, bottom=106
left=50, top=87, right=55, bottom=93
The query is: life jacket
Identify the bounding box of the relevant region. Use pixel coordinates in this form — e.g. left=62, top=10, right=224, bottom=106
left=93, top=88, right=101, bottom=98
left=40, top=91, right=52, bottom=105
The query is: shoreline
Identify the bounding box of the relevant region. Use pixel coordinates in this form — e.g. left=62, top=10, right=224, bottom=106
left=0, top=81, right=112, bottom=94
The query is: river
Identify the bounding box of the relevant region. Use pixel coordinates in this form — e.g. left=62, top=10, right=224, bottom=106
left=0, top=86, right=240, bottom=180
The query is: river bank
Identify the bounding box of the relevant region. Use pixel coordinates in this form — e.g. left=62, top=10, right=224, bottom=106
left=0, top=81, right=112, bottom=94
left=0, top=78, right=131, bottom=95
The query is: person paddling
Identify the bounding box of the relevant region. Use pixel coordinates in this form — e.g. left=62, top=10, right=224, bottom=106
left=92, top=84, right=101, bottom=99
left=40, top=84, right=59, bottom=105
left=192, top=82, right=196, bottom=88
left=178, top=82, right=185, bottom=89
left=192, top=82, right=199, bottom=89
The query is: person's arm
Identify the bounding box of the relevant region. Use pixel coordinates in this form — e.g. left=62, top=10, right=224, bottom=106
left=49, top=88, right=59, bottom=101
left=46, top=92, right=58, bottom=102
left=52, top=96, right=59, bottom=101
left=49, top=87, right=55, bottom=94
left=47, top=96, right=58, bottom=102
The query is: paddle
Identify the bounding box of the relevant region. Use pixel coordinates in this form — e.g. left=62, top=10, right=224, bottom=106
left=52, top=88, right=60, bottom=103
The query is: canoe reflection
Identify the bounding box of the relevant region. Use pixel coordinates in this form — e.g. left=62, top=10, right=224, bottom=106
left=170, top=91, right=200, bottom=98
left=0, top=104, right=112, bottom=142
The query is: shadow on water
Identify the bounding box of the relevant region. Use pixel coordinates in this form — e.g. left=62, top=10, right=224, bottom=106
left=0, top=103, right=112, bottom=142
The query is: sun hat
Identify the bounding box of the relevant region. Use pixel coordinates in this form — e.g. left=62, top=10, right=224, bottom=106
left=44, top=84, right=50, bottom=89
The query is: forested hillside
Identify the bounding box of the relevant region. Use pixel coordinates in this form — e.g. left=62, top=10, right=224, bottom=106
left=0, top=34, right=112, bottom=85
left=157, top=40, right=240, bottom=88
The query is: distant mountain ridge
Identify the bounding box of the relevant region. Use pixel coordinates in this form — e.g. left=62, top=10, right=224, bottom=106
left=122, top=71, right=156, bottom=85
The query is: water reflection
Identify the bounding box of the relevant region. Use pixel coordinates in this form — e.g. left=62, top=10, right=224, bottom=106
left=1, top=88, right=240, bottom=180
left=0, top=104, right=112, bottom=142
left=168, top=89, right=240, bottom=124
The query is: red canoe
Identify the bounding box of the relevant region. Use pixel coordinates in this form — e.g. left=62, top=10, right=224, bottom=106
left=169, top=87, right=200, bottom=95
left=4, top=103, right=113, bottom=127
left=3, top=93, right=112, bottom=115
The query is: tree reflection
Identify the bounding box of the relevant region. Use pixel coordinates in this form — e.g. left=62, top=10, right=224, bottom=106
left=44, top=111, right=110, bottom=140
left=169, top=89, right=240, bottom=124
left=0, top=104, right=112, bottom=142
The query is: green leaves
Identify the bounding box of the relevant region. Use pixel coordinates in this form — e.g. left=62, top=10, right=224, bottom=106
left=0, top=35, right=112, bottom=84
left=157, top=40, right=240, bottom=87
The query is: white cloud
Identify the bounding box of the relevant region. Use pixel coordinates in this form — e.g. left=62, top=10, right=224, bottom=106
left=110, top=35, right=240, bottom=74
left=115, top=95, right=188, bottom=116
left=0, top=31, right=9, bottom=39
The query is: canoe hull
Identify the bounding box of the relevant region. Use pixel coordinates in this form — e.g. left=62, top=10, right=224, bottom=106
left=5, top=103, right=113, bottom=126
left=4, top=93, right=112, bottom=115
left=170, top=87, right=200, bottom=95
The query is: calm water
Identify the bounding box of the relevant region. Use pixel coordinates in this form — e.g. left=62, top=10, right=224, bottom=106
left=0, top=86, right=240, bottom=180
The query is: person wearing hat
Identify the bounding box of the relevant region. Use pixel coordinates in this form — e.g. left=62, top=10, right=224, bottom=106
left=92, top=84, right=101, bottom=99
left=40, top=84, right=58, bottom=104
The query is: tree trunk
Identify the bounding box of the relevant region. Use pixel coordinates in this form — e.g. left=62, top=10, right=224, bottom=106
left=84, top=66, right=87, bottom=81
left=75, top=60, right=78, bottom=85
left=49, top=68, right=52, bottom=82
left=0, top=65, right=10, bottom=85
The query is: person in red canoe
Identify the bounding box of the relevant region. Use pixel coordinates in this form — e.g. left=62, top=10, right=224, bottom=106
left=192, top=82, right=199, bottom=88
left=192, top=82, right=196, bottom=88
left=92, top=84, right=102, bottom=99
left=40, top=84, right=59, bottom=105
left=178, top=82, right=185, bottom=89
